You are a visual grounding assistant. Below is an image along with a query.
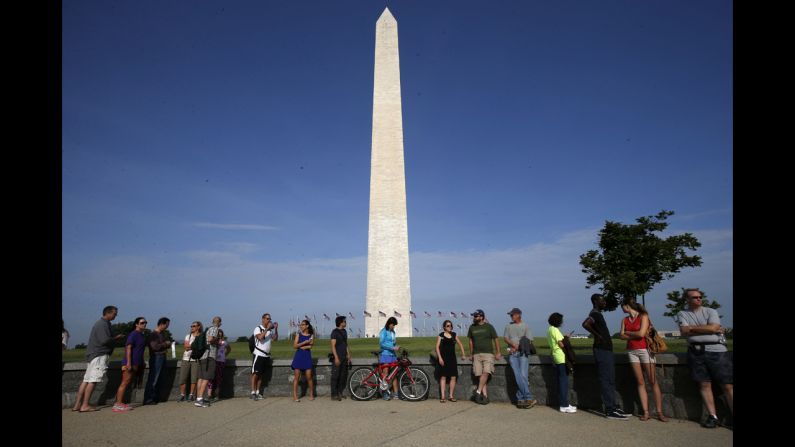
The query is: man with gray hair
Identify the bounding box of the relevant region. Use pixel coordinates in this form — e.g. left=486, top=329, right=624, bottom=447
left=71, top=306, right=125, bottom=412
left=194, top=316, right=221, bottom=408
left=676, top=288, right=733, bottom=428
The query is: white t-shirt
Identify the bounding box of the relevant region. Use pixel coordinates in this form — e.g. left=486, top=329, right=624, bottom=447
left=253, top=325, right=275, bottom=357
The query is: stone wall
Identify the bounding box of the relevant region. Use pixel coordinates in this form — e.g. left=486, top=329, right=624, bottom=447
left=62, top=353, right=732, bottom=425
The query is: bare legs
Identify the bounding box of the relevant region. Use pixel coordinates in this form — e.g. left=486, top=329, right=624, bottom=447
left=292, top=369, right=315, bottom=401
left=72, top=381, right=97, bottom=411
left=114, top=366, right=136, bottom=405
left=631, top=362, right=667, bottom=420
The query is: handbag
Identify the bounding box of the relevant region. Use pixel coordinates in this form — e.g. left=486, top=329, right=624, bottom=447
left=645, top=323, right=668, bottom=354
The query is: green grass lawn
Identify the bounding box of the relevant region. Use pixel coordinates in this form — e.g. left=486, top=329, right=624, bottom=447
left=62, top=336, right=732, bottom=363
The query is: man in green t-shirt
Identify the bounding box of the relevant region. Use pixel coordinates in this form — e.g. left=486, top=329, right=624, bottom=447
left=466, top=309, right=502, bottom=404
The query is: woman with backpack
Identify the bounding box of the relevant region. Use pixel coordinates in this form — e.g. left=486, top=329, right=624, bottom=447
left=290, top=319, right=315, bottom=402
left=620, top=296, right=668, bottom=422
left=177, top=321, right=202, bottom=402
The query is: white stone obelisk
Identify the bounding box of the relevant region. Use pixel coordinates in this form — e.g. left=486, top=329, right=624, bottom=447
left=365, top=7, right=412, bottom=338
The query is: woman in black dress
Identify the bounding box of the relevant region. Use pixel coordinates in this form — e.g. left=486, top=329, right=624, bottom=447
left=435, top=320, right=467, bottom=402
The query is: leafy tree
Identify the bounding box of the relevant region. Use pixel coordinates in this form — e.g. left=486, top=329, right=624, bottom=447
left=236, top=336, right=248, bottom=343
left=579, top=210, right=702, bottom=311
left=663, top=288, right=721, bottom=321
left=75, top=343, right=87, bottom=349
left=723, top=327, right=733, bottom=339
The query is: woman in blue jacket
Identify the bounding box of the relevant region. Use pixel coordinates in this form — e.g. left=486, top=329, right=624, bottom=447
left=379, top=317, right=401, bottom=400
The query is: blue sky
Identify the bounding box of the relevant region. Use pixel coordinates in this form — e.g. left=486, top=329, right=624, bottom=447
left=62, top=0, right=732, bottom=346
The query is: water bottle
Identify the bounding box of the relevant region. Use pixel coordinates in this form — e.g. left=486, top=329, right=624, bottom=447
left=717, top=332, right=726, bottom=344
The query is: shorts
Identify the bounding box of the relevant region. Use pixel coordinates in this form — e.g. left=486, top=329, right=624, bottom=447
left=179, top=360, right=199, bottom=385
left=252, top=354, right=272, bottom=375
left=198, top=358, right=216, bottom=380
left=82, top=354, right=109, bottom=383
left=627, top=349, right=656, bottom=364
left=472, top=353, right=495, bottom=376
left=688, top=349, right=733, bottom=384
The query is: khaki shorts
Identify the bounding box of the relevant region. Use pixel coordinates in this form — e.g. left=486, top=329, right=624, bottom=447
left=83, top=354, right=109, bottom=383
left=627, top=349, right=656, bottom=364
left=472, top=353, right=495, bottom=376
left=179, top=360, right=199, bottom=385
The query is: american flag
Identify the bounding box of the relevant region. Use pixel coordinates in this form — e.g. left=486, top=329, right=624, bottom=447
left=450, top=311, right=457, bottom=318
left=363, top=310, right=372, bottom=317
left=438, top=311, right=443, bottom=317
left=304, top=315, right=310, bottom=321
left=409, top=310, right=417, bottom=318
left=378, top=310, right=387, bottom=317
left=457, top=323, right=462, bottom=329
left=336, top=312, right=341, bottom=317
left=414, top=327, right=419, bottom=332
left=323, top=314, right=331, bottom=321
left=424, top=311, right=431, bottom=318
left=348, top=312, right=355, bottom=320
left=393, top=310, right=402, bottom=317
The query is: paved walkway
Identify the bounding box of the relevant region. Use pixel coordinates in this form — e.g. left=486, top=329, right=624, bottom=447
left=62, top=397, right=732, bottom=447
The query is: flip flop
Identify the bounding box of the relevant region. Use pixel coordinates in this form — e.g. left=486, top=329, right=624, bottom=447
left=440, top=399, right=446, bottom=403
left=449, top=398, right=457, bottom=402
left=657, top=414, right=669, bottom=422
left=639, top=413, right=650, bottom=421
left=79, top=408, right=99, bottom=413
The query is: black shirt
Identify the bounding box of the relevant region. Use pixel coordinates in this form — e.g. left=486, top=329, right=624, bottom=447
left=331, top=328, right=348, bottom=359
left=589, top=309, right=613, bottom=351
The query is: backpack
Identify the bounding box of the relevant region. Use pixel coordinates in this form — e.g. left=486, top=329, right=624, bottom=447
left=645, top=325, right=668, bottom=354
left=189, top=329, right=208, bottom=360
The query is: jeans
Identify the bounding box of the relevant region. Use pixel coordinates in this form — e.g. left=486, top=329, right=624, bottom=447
left=330, top=358, right=349, bottom=396
left=593, top=348, right=616, bottom=412
left=509, top=352, right=534, bottom=401
left=556, top=363, right=569, bottom=407
left=143, top=354, right=166, bottom=403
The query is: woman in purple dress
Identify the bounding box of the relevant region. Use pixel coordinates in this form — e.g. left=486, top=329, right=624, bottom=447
left=291, top=319, right=315, bottom=402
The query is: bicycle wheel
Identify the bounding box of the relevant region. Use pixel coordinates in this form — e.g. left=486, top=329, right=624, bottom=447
left=398, top=367, right=429, bottom=401
left=348, top=367, right=378, bottom=401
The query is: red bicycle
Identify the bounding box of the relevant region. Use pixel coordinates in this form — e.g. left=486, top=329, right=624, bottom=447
left=348, top=350, right=430, bottom=401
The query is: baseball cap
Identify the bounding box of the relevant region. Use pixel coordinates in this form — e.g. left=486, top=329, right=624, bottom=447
left=471, top=309, right=485, bottom=317
left=507, top=308, right=522, bottom=316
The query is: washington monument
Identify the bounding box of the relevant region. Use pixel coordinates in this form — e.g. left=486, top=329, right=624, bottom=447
left=365, top=8, right=412, bottom=338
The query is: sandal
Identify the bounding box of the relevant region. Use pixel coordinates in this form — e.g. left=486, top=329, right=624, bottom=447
left=657, top=414, right=669, bottom=422
left=440, top=398, right=446, bottom=403
left=639, top=413, right=651, bottom=421
left=449, top=398, right=457, bottom=402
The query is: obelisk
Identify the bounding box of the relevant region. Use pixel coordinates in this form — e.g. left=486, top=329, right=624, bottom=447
left=365, top=7, right=412, bottom=338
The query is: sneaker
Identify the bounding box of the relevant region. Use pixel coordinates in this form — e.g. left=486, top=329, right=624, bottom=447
left=614, top=407, right=629, bottom=416
left=187, top=394, right=195, bottom=402
left=481, top=395, right=490, bottom=405
left=526, top=399, right=538, bottom=408
left=606, top=410, right=629, bottom=420
left=472, top=392, right=483, bottom=404
left=516, top=400, right=526, bottom=409
left=112, top=404, right=131, bottom=412
left=560, top=405, right=577, bottom=413
left=382, top=391, right=391, bottom=401
left=177, top=394, right=186, bottom=402
left=194, top=399, right=209, bottom=408
left=256, top=393, right=264, bottom=400
left=702, top=415, right=718, bottom=428
left=208, top=396, right=219, bottom=403
left=250, top=393, right=258, bottom=400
